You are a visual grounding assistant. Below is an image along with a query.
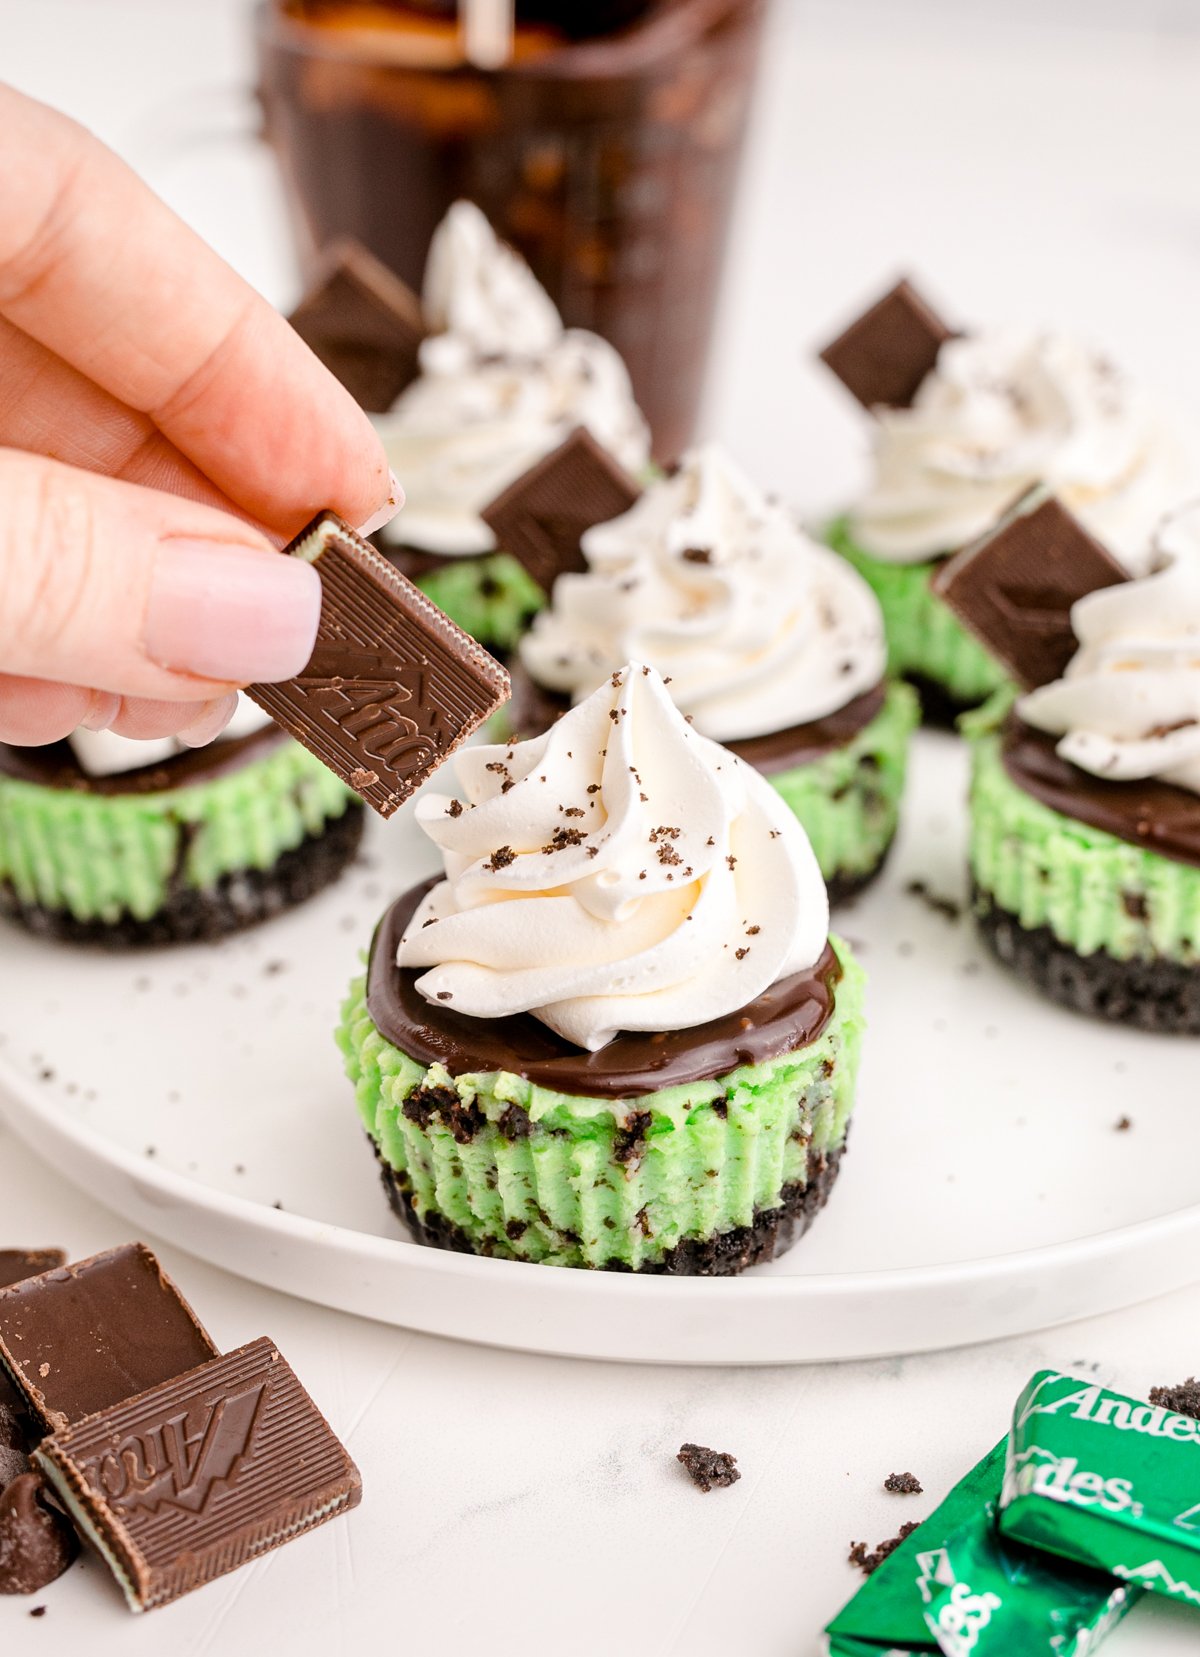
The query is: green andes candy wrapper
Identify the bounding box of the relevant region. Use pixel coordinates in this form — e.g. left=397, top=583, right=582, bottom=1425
left=825, top=1441, right=1005, bottom=1654
left=1000, top=1369, right=1200, bottom=1609
left=922, top=1502, right=1137, bottom=1655
left=824, top=1438, right=1141, bottom=1656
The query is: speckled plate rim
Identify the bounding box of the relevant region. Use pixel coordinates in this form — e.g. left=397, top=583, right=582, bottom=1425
left=3, top=1053, right=1198, bottom=1366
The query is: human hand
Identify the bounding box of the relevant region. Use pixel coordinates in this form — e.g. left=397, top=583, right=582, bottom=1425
left=0, top=85, right=399, bottom=750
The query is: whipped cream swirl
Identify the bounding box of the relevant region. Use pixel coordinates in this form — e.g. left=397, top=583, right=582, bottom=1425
left=377, top=201, right=650, bottom=557
left=851, top=329, right=1198, bottom=573
left=519, top=445, right=885, bottom=741
left=399, top=664, right=829, bottom=1052
left=1019, top=503, right=1200, bottom=795
left=67, top=696, right=272, bottom=778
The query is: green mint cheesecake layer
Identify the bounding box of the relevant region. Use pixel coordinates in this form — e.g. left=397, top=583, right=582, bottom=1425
left=825, top=516, right=1007, bottom=708
left=769, top=681, right=918, bottom=885
left=967, top=712, right=1200, bottom=965
left=414, top=553, right=545, bottom=654
left=338, top=940, right=866, bottom=1271
left=0, top=740, right=354, bottom=926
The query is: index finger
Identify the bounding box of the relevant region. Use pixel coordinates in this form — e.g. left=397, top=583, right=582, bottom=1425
left=0, top=85, right=394, bottom=540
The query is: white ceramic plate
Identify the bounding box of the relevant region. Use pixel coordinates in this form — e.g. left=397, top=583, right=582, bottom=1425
left=1, top=731, right=1197, bottom=1365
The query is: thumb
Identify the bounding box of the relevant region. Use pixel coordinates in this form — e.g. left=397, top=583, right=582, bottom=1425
left=0, top=449, right=321, bottom=702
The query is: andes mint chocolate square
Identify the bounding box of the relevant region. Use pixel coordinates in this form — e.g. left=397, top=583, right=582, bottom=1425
left=480, top=426, right=641, bottom=594
left=288, top=239, right=426, bottom=413
left=248, top=514, right=510, bottom=819
left=35, top=1338, right=361, bottom=1613
left=933, top=488, right=1128, bottom=689
left=0, top=1244, right=217, bottom=1434
left=0, top=1251, right=64, bottom=1290
left=820, top=278, right=956, bottom=410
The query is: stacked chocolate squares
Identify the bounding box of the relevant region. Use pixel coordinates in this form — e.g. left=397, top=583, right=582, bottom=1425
left=0, top=1244, right=359, bottom=1613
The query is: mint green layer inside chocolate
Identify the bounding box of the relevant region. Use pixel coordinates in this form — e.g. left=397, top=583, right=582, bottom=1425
left=769, top=681, right=917, bottom=884
left=415, top=553, right=545, bottom=653
left=338, top=939, right=865, bottom=1270
left=0, top=741, right=354, bottom=925
left=967, top=696, right=1200, bottom=964
left=826, top=516, right=1008, bottom=707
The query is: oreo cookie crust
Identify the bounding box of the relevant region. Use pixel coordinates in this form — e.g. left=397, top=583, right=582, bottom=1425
left=974, top=884, right=1200, bottom=1034
left=378, top=1144, right=845, bottom=1276
left=1, top=806, right=364, bottom=949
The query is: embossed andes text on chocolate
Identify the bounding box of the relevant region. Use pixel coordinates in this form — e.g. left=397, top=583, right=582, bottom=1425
left=481, top=426, right=642, bottom=595
left=249, top=514, right=511, bottom=820
left=35, top=1338, right=362, bottom=1614
left=288, top=238, right=426, bottom=413
left=0, top=1243, right=218, bottom=1434
left=819, top=277, right=957, bottom=411
left=933, top=488, right=1128, bottom=690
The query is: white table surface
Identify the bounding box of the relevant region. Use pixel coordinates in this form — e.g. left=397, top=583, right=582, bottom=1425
left=4, top=2, right=1200, bottom=1651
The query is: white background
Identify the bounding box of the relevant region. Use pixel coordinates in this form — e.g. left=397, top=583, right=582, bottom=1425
left=3, top=2, right=1200, bottom=1652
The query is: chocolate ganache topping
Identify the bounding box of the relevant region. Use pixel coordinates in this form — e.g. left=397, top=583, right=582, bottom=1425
left=0, top=724, right=286, bottom=798
left=367, top=878, right=841, bottom=1100
left=1002, top=715, right=1200, bottom=870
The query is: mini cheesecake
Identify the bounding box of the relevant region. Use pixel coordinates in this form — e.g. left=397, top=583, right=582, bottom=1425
left=339, top=664, right=866, bottom=1273
left=954, top=499, right=1200, bottom=1031
left=513, top=445, right=917, bottom=902
left=372, top=202, right=650, bottom=653
left=820, top=280, right=1199, bottom=720
left=0, top=705, right=361, bottom=947
left=968, top=702, right=1200, bottom=1031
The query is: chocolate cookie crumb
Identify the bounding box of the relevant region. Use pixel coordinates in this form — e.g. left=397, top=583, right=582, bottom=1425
left=884, top=1471, right=923, bottom=1495
left=498, top=1102, right=533, bottom=1140
left=613, top=1111, right=652, bottom=1166
left=542, top=826, right=586, bottom=853
left=677, top=1443, right=740, bottom=1493
left=447, top=798, right=464, bottom=818
left=1149, top=1377, right=1200, bottom=1420
left=905, top=879, right=961, bottom=922
left=1115, top=1115, right=1133, bottom=1132
left=485, top=845, right=516, bottom=871
left=848, top=1521, right=919, bottom=1575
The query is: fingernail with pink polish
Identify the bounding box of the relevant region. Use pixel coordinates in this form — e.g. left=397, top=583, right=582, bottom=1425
left=356, top=470, right=404, bottom=538
left=144, top=541, right=322, bottom=685
left=177, top=693, right=240, bottom=749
